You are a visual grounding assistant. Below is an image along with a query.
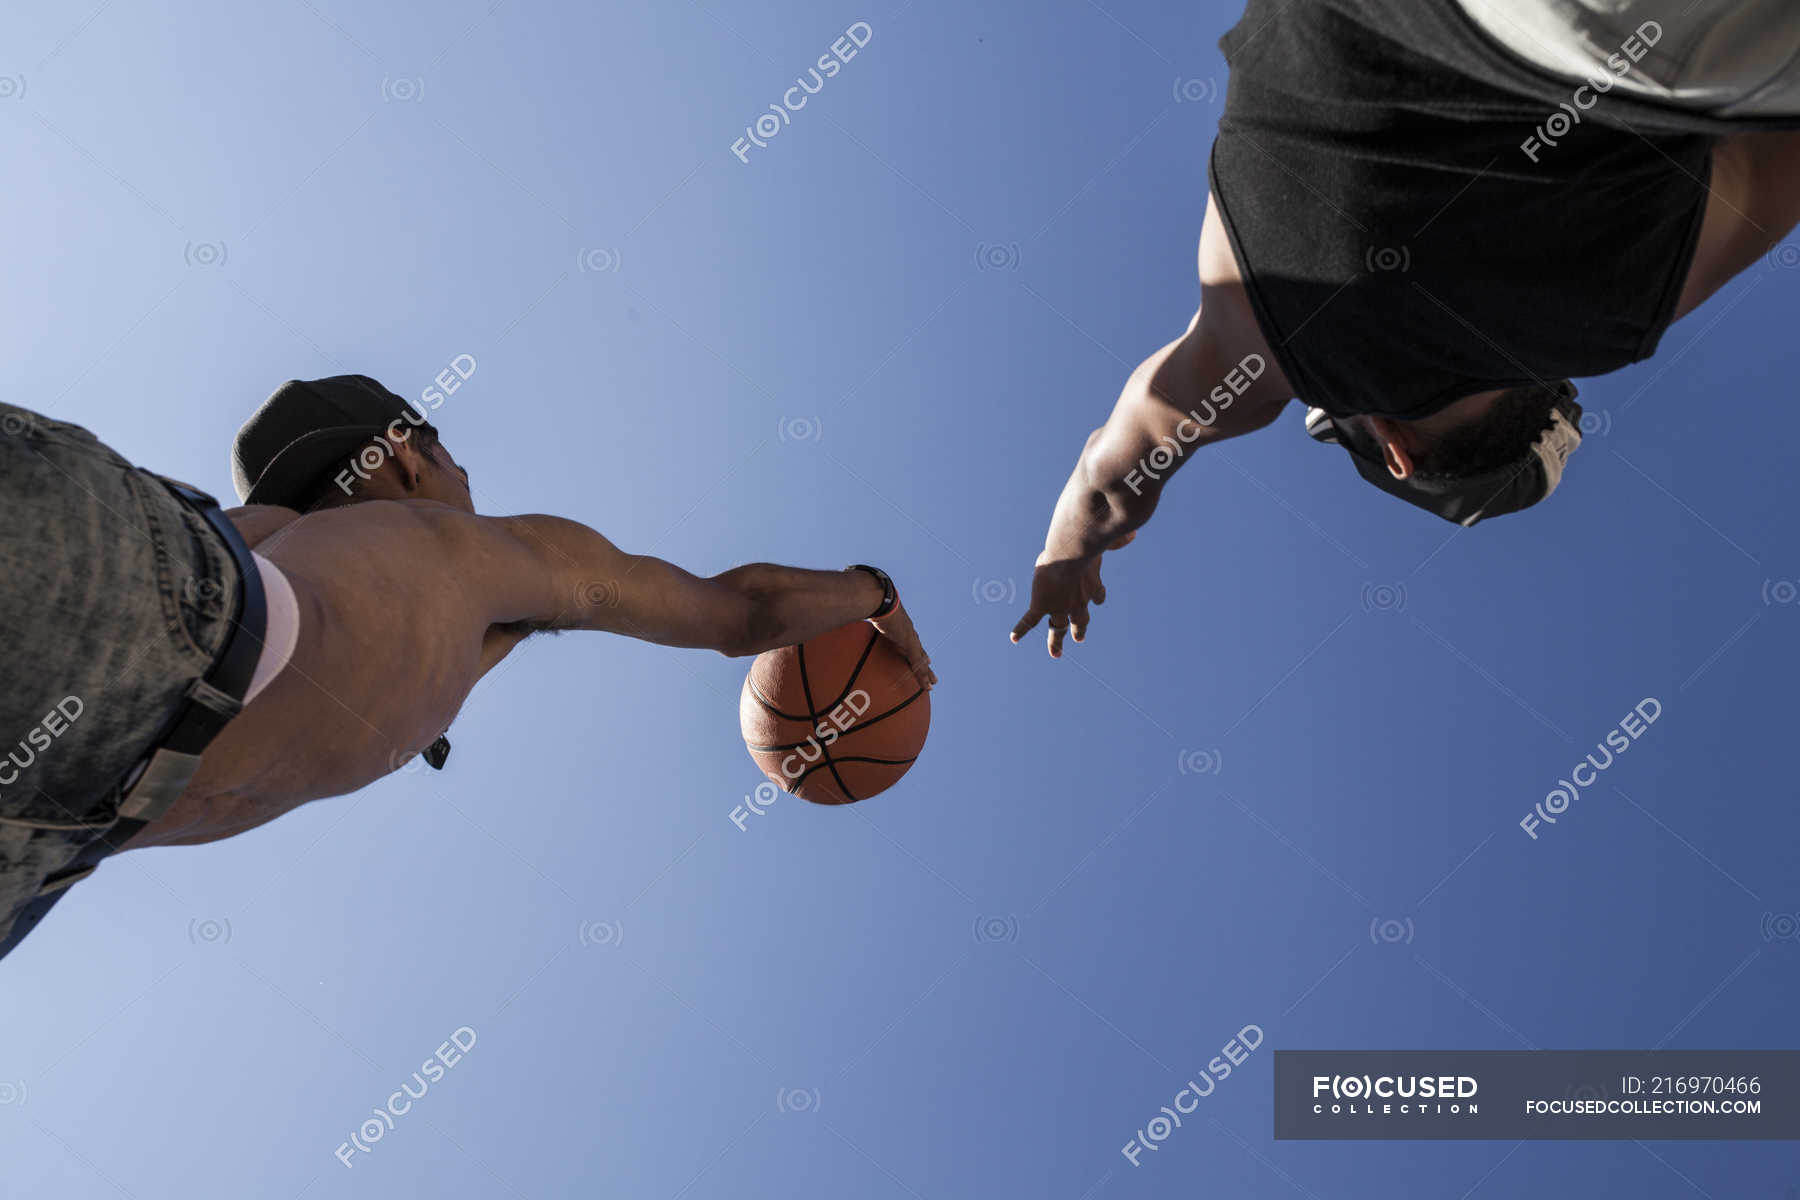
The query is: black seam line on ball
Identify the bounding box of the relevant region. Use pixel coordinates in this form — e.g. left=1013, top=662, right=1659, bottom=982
left=749, top=628, right=886, bottom=724
left=797, top=641, right=857, bottom=803
left=781, top=754, right=920, bottom=789
left=823, top=626, right=881, bottom=712
left=745, top=685, right=926, bottom=752
left=853, top=686, right=925, bottom=732
left=748, top=679, right=814, bottom=723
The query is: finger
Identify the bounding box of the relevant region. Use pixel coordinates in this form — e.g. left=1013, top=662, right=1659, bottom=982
left=1109, top=530, right=1137, bottom=551
left=914, top=654, right=936, bottom=690
left=871, top=620, right=933, bottom=688
left=1047, top=619, right=1068, bottom=658
left=1011, top=608, right=1043, bottom=643
left=1069, top=600, right=1091, bottom=643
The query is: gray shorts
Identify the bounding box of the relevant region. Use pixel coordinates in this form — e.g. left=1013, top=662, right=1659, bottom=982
left=1457, top=0, right=1800, bottom=117
left=0, top=404, right=240, bottom=954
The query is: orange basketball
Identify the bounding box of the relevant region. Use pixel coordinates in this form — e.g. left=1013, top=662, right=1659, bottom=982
left=739, top=622, right=930, bottom=804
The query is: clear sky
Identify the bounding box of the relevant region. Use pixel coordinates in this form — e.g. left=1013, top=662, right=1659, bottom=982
left=4, top=1, right=1799, bottom=1196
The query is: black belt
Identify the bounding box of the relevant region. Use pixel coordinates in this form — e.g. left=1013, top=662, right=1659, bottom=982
left=0, top=478, right=267, bottom=961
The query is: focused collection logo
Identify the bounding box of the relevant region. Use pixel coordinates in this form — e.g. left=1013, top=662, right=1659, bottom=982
left=1310, top=1073, right=1480, bottom=1118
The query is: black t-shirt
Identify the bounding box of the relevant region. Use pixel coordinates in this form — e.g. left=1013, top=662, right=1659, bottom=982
left=1208, top=0, right=1781, bottom=419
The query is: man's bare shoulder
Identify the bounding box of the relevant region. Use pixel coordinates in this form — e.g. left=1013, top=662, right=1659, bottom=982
left=228, top=499, right=515, bottom=552
left=240, top=501, right=560, bottom=635
left=224, top=504, right=303, bottom=549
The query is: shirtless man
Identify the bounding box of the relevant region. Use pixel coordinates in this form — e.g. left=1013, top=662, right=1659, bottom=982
left=0, top=376, right=933, bottom=960
left=1013, top=0, right=1800, bottom=656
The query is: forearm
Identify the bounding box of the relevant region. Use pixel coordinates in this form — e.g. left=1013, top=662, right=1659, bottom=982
left=499, top=514, right=885, bottom=654
left=1042, top=426, right=1151, bottom=562
left=710, top=562, right=886, bottom=656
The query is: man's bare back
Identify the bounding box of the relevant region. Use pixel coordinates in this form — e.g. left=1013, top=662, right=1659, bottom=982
left=133, top=501, right=482, bottom=845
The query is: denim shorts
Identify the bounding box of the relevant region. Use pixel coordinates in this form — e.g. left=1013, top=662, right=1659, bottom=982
left=0, top=402, right=240, bottom=951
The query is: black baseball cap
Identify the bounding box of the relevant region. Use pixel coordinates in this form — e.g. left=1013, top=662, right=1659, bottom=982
left=232, top=375, right=431, bottom=508
left=1304, top=381, right=1584, bottom=526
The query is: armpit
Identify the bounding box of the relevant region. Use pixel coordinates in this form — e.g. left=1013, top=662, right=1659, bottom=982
left=1671, top=134, right=1800, bottom=323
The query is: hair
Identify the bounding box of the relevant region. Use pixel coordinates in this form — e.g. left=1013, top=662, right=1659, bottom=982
left=1411, top=384, right=1560, bottom=480
left=299, top=421, right=441, bottom=511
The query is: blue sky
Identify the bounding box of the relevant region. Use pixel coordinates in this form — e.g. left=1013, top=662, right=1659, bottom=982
left=4, top=0, right=1800, bottom=1196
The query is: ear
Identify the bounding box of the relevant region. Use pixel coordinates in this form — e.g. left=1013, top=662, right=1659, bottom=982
left=386, top=430, right=431, bottom=488
left=1366, top=416, right=1415, bottom=481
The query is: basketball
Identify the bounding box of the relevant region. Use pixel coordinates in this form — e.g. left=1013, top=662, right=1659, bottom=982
left=739, top=622, right=931, bottom=804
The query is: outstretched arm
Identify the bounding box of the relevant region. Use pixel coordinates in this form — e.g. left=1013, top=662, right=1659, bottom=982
left=1010, top=314, right=1290, bottom=656
left=452, top=512, right=935, bottom=688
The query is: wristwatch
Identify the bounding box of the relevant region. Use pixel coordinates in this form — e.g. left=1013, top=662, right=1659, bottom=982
left=845, top=564, right=898, bottom=620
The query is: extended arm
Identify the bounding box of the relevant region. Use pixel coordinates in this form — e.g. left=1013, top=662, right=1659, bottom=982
left=1012, top=307, right=1291, bottom=656
left=1012, top=191, right=1296, bottom=657
left=449, top=512, right=934, bottom=686
left=1041, top=318, right=1286, bottom=563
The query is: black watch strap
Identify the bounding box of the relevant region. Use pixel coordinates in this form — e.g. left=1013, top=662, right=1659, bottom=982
left=846, top=564, right=897, bottom=620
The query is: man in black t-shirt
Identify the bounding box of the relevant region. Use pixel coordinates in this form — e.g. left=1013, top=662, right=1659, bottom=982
left=1013, top=0, right=1800, bottom=657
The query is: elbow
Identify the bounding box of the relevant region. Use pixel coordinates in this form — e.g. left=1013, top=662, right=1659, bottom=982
left=1103, top=479, right=1160, bottom=530
left=1090, top=455, right=1160, bottom=525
